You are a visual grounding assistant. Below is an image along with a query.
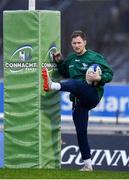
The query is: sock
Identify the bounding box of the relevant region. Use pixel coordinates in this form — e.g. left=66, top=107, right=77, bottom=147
left=84, top=158, right=92, bottom=166
left=51, top=82, right=61, bottom=90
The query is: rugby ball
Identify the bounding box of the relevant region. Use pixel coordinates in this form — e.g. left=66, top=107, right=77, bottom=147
left=86, top=64, right=102, bottom=85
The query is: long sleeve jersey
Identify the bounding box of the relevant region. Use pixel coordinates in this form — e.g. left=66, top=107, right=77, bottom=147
left=57, top=49, right=113, bottom=100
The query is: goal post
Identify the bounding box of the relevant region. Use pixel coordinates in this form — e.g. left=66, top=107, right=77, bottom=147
left=4, top=10, right=61, bottom=168
left=28, top=0, right=35, bottom=10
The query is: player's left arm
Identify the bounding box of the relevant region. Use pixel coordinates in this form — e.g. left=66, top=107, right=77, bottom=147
left=98, top=57, right=113, bottom=84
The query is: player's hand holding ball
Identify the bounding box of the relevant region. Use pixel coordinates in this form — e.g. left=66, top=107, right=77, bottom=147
left=86, top=64, right=102, bottom=85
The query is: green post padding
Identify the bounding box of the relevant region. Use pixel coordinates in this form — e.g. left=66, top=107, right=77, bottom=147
left=4, top=10, right=61, bottom=168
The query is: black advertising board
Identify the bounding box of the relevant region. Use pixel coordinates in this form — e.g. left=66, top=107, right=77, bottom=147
left=61, top=133, right=129, bottom=171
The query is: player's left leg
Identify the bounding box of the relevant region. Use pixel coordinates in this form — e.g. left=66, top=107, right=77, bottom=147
left=72, top=103, right=93, bottom=171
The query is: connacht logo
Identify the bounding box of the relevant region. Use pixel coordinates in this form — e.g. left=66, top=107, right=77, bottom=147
left=42, top=43, right=58, bottom=70
left=11, top=45, right=32, bottom=62
left=49, top=45, right=58, bottom=63
left=46, top=43, right=57, bottom=63
left=5, top=45, right=37, bottom=72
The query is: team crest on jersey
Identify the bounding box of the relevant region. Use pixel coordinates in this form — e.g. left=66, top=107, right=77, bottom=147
left=81, top=63, right=88, bottom=70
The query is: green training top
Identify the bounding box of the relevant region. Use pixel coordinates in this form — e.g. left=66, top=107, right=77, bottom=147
left=57, top=49, right=113, bottom=100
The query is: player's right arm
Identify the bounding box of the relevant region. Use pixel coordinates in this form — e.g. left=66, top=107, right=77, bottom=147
left=53, top=51, right=69, bottom=78
left=53, top=51, right=63, bottom=63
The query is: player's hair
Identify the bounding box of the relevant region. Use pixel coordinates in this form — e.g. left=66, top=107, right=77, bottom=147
left=71, top=30, right=86, bottom=41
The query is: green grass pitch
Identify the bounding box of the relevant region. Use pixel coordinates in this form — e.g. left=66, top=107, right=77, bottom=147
left=0, top=168, right=129, bottom=179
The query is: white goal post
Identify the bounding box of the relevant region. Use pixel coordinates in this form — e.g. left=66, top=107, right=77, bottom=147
left=29, top=0, right=35, bottom=10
